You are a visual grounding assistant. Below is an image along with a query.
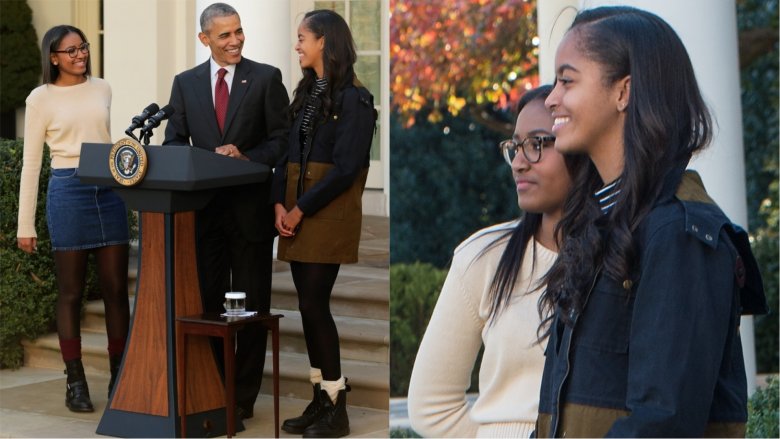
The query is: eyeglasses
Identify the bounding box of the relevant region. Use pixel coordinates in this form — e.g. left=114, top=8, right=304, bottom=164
left=499, top=135, right=556, bottom=165
left=53, top=43, right=90, bottom=58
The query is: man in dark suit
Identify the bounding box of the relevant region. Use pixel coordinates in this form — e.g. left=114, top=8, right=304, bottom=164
left=163, top=2, right=289, bottom=419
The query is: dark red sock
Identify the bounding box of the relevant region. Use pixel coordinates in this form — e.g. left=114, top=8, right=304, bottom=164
left=107, top=337, right=126, bottom=357
left=59, top=337, right=81, bottom=362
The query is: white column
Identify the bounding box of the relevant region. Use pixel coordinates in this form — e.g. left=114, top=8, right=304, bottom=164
left=381, top=0, right=390, bottom=215
left=537, top=0, right=579, bottom=84
left=538, top=0, right=758, bottom=394
left=195, top=0, right=293, bottom=95
left=104, top=0, right=195, bottom=146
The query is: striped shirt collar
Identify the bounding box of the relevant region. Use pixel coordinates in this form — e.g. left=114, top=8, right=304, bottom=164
left=594, top=178, right=621, bottom=214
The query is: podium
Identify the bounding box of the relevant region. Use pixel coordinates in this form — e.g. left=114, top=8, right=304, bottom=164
left=78, top=143, right=270, bottom=437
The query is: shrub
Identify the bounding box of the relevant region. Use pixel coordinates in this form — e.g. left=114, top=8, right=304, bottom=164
left=0, top=0, right=41, bottom=138
left=390, top=109, right=518, bottom=268
left=389, top=427, right=421, bottom=438
left=738, top=0, right=779, bottom=374
left=0, top=138, right=136, bottom=368
left=390, top=262, right=447, bottom=396
left=0, top=138, right=57, bottom=368
left=747, top=375, right=779, bottom=438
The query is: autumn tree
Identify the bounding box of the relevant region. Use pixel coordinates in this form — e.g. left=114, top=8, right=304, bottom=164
left=391, top=0, right=538, bottom=131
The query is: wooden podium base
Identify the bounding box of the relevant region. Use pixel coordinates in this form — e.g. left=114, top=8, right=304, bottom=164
left=97, top=212, right=239, bottom=437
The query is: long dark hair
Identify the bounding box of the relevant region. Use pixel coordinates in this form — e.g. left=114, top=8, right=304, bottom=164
left=481, top=85, right=554, bottom=323
left=41, top=25, right=91, bottom=84
left=540, top=6, right=713, bottom=333
left=290, top=9, right=357, bottom=120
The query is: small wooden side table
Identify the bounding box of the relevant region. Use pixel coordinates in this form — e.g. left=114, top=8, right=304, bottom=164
left=176, top=312, right=283, bottom=438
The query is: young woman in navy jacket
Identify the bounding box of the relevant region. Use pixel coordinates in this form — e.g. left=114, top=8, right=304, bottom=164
left=272, top=9, right=375, bottom=438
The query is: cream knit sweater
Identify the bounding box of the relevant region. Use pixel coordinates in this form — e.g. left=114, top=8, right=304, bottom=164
left=408, top=221, right=557, bottom=438
left=17, top=77, right=112, bottom=238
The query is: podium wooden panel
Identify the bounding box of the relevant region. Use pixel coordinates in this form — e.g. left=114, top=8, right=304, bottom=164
left=78, top=143, right=269, bottom=437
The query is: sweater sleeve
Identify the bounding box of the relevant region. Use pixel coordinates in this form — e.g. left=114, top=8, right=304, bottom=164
left=17, top=102, right=47, bottom=238
left=408, top=249, right=484, bottom=438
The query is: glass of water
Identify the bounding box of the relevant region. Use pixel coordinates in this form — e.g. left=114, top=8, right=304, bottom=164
left=223, top=292, right=246, bottom=315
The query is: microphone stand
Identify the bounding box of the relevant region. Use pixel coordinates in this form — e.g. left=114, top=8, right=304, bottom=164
left=141, top=128, right=154, bottom=146
left=125, top=129, right=140, bottom=142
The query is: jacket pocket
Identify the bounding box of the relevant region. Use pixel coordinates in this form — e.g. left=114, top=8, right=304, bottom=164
left=574, top=278, right=633, bottom=353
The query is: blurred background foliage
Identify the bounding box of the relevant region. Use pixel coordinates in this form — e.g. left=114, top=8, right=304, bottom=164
left=738, top=0, right=778, bottom=375
left=0, top=0, right=40, bottom=138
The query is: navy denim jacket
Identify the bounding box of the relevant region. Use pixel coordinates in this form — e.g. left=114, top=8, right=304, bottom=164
left=536, top=170, right=767, bottom=437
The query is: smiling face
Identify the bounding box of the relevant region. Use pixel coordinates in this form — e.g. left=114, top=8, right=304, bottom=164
left=512, top=99, right=572, bottom=218
left=199, top=14, right=244, bottom=67
left=50, top=32, right=88, bottom=84
left=545, top=30, right=629, bottom=181
left=295, top=21, right=325, bottom=77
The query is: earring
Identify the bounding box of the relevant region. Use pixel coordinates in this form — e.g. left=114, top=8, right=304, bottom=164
left=53, top=62, right=58, bottom=66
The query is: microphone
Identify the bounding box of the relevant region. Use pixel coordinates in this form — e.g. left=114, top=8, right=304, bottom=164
left=125, top=103, right=159, bottom=137
left=139, top=104, right=176, bottom=137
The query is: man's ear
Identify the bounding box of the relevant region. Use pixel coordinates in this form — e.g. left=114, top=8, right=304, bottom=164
left=616, top=75, right=631, bottom=112
left=198, top=32, right=209, bottom=47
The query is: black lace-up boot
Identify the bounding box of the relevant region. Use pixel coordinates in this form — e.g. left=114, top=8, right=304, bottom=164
left=302, top=386, right=350, bottom=438
left=282, top=383, right=325, bottom=434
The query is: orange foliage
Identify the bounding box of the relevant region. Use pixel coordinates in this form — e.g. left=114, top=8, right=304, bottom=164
left=391, top=0, right=539, bottom=126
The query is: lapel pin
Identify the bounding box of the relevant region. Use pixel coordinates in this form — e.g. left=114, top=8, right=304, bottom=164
left=241, top=79, right=247, bottom=84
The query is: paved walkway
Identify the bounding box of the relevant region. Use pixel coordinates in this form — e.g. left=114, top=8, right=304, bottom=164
left=1, top=215, right=390, bottom=438
left=0, top=366, right=389, bottom=438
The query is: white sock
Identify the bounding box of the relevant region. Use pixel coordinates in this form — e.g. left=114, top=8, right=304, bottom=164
left=320, top=376, right=345, bottom=404
left=309, top=367, right=322, bottom=385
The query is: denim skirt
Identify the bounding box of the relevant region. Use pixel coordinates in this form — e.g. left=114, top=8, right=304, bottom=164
left=46, top=168, right=129, bottom=251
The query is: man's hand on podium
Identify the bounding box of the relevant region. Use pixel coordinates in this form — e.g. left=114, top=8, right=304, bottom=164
left=215, top=144, right=248, bottom=161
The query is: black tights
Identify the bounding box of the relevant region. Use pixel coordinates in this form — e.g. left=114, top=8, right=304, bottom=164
left=54, top=244, right=129, bottom=343
left=290, top=261, right=341, bottom=381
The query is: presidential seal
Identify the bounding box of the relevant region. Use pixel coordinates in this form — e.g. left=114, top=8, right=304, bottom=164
left=108, top=138, right=147, bottom=186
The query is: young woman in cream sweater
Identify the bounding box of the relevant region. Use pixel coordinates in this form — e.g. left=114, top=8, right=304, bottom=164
left=408, top=85, right=575, bottom=437
left=17, top=25, right=129, bottom=413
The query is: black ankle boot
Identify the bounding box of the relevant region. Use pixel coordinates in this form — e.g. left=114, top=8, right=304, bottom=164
left=302, top=387, right=350, bottom=438
left=282, top=383, right=325, bottom=434
left=108, top=355, right=121, bottom=397
left=64, top=359, right=94, bottom=412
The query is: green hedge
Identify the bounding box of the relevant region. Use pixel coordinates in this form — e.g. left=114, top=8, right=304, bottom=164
left=0, top=138, right=136, bottom=368
left=389, top=109, right=517, bottom=268
left=738, top=0, right=779, bottom=375
left=0, top=0, right=40, bottom=113
left=0, top=138, right=58, bottom=368
left=747, top=375, right=779, bottom=438
left=390, top=262, right=447, bottom=397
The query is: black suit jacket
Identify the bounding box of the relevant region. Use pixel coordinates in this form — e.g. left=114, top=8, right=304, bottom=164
left=164, top=57, right=290, bottom=241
